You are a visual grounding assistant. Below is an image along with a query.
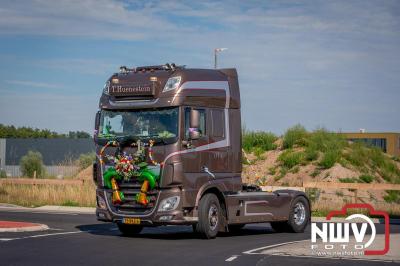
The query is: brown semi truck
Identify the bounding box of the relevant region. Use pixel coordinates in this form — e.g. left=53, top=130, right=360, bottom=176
left=93, top=64, right=310, bottom=239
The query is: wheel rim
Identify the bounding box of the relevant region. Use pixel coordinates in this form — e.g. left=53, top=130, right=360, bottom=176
left=208, top=203, right=219, bottom=231
left=293, top=202, right=306, bottom=225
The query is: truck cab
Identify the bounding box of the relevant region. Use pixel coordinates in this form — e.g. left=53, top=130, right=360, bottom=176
left=94, top=64, right=310, bottom=238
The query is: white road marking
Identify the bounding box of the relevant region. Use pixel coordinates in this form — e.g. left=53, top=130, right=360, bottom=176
left=225, top=255, right=239, bottom=262
left=270, top=253, right=396, bottom=263
left=243, top=240, right=309, bottom=255
left=242, top=240, right=397, bottom=263
left=0, top=231, right=85, bottom=241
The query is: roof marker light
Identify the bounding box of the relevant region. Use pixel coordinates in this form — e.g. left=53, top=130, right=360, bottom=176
left=163, top=76, right=181, bottom=92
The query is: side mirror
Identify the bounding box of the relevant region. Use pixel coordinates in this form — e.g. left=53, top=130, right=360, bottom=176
left=189, top=109, right=200, bottom=140
left=95, top=111, right=101, bottom=131
left=190, top=109, right=200, bottom=128
left=189, top=129, right=200, bottom=140
left=94, top=111, right=101, bottom=142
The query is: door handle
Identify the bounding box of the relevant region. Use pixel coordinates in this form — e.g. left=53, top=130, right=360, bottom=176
left=202, top=166, right=215, bottom=179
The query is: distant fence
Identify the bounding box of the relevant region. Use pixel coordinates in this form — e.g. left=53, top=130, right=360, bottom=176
left=2, top=165, right=80, bottom=178
left=0, top=178, right=86, bottom=186
left=2, top=138, right=94, bottom=165
left=262, top=182, right=400, bottom=203
left=262, top=182, right=400, bottom=192
left=302, top=181, right=400, bottom=191
left=302, top=181, right=400, bottom=204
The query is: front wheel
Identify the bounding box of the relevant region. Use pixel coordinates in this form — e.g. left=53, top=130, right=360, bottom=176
left=117, top=223, right=143, bottom=236
left=194, top=193, right=221, bottom=239
left=271, top=196, right=310, bottom=233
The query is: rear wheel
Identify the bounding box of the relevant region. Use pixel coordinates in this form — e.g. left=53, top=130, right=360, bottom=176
left=194, top=193, right=221, bottom=239
left=271, top=196, right=309, bottom=233
left=117, top=223, right=143, bottom=236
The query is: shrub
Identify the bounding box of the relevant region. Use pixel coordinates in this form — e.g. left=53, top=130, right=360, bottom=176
left=253, top=147, right=265, bottom=160
left=339, top=177, right=358, bottom=183
left=282, top=124, right=308, bottom=149
left=359, top=174, right=374, bottom=183
left=0, top=169, right=6, bottom=178
left=242, top=130, right=277, bottom=152
left=20, top=150, right=45, bottom=178
left=307, top=129, right=347, bottom=153
left=310, top=169, right=321, bottom=177
left=369, top=147, right=386, bottom=169
left=305, top=147, right=319, bottom=161
left=384, top=191, right=400, bottom=204
left=290, top=166, right=300, bottom=174
left=78, top=152, right=96, bottom=169
left=319, top=150, right=340, bottom=169
left=345, top=142, right=368, bottom=167
left=278, top=149, right=305, bottom=169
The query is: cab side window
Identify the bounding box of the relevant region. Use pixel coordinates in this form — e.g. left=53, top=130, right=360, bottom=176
left=184, top=107, right=206, bottom=139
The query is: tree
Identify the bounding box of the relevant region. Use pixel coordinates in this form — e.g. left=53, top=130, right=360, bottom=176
left=0, top=124, right=90, bottom=139
left=20, top=151, right=45, bottom=178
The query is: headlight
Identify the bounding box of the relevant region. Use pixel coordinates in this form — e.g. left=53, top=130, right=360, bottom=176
left=103, top=81, right=110, bottom=95
left=158, top=196, right=180, bottom=212
left=162, top=76, right=181, bottom=92
left=97, top=196, right=107, bottom=210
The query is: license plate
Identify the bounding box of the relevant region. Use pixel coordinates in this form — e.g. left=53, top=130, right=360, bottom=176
left=123, top=217, right=141, bottom=225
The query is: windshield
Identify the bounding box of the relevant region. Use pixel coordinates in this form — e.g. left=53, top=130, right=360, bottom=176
left=98, top=107, right=178, bottom=141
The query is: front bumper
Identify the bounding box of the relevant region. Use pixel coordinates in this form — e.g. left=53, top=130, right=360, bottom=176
left=95, top=187, right=197, bottom=225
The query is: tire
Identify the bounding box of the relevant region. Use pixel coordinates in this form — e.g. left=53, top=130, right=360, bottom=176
left=117, top=223, right=143, bottom=236
left=228, top=224, right=245, bottom=233
left=194, top=193, right=221, bottom=239
left=271, top=196, right=310, bottom=233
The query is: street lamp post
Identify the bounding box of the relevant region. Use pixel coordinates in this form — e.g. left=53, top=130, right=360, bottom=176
left=214, top=48, right=227, bottom=69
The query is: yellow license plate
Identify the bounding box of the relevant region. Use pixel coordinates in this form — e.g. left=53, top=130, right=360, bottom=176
left=123, top=218, right=141, bottom=225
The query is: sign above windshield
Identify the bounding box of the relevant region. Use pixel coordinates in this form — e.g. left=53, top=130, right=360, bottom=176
left=109, top=83, right=154, bottom=97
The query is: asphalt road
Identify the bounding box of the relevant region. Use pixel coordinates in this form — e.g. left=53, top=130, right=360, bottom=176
left=0, top=210, right=398, bottom=266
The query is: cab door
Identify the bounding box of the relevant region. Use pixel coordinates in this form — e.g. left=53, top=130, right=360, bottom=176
left=181, top=107, right=208, bottom=173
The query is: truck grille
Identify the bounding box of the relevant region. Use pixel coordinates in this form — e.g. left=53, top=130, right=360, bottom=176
left=107, top=180, right=158, bottom=215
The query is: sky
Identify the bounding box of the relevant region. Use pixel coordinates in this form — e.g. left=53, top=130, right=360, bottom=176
left=0, top=0, right=399, bottom=134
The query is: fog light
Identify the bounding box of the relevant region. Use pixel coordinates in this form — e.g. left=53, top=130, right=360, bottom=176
left=98, top=212, right=106, bottom=218
left=158, top=196, right=180, bottom=212
left=97, top=195, right=107, bottom=209
left=159, top=215, right=173, bottom=221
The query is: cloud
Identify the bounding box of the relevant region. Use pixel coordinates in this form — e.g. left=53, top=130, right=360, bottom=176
left=0, top=0, right=399, bottom=133
left=0, top=91, right=98, bottom=133
left=5, top=80, right=64, bottom=89
left=0, top=0, right=183, bottom=40
left=33, top=59, right=118, bottom=76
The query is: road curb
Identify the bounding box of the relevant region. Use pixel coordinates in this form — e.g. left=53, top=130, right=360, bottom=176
left=0, top=221, right=49, bottom=232
left=34, top=205, right=95, bottom=214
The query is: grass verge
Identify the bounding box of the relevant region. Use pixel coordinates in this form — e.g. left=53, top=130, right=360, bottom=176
left=0, top=182, right=96, bottom=207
